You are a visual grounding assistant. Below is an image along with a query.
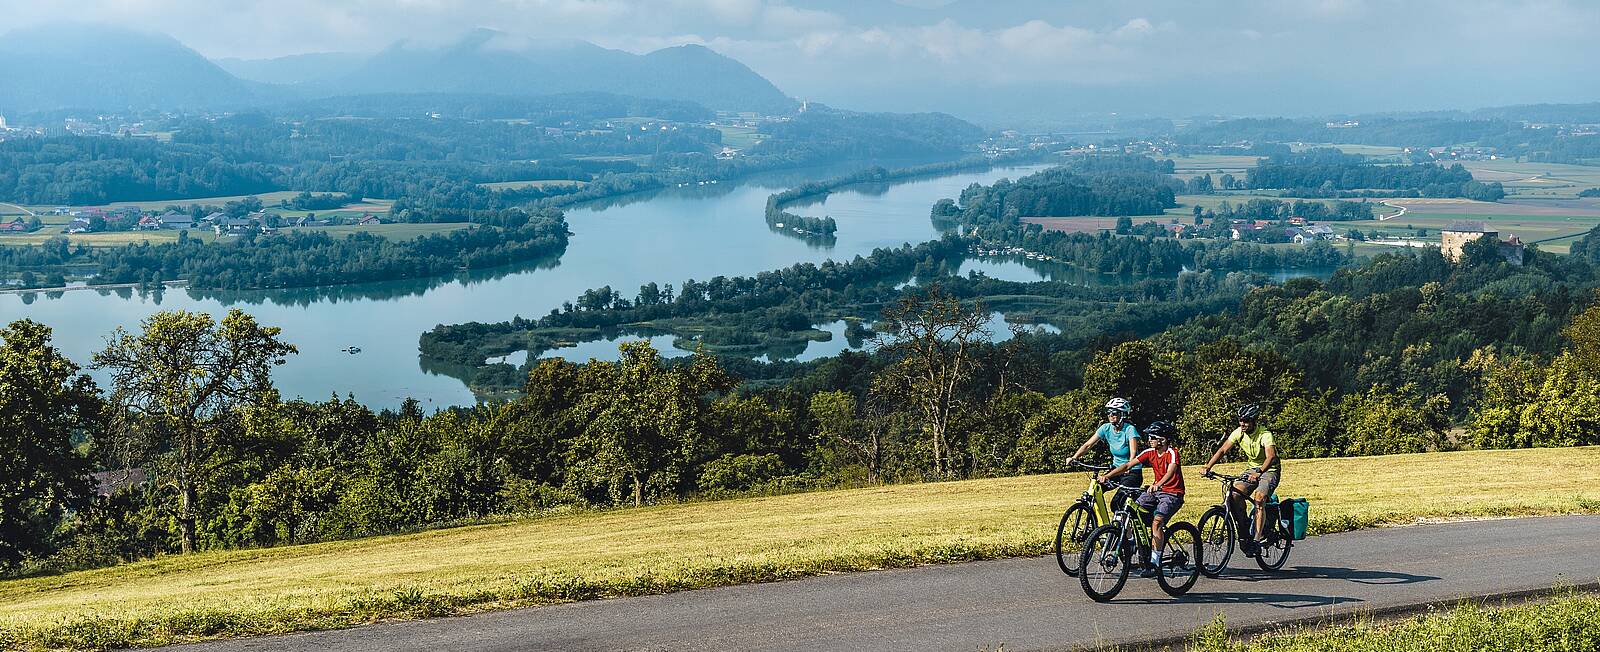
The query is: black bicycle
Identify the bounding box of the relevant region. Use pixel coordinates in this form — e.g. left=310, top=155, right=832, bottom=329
left=1196, top=470, right=1292, bottom=577
left=1053, top=460, right=1113, bottom=577
left=1077, top=484, right=1201, bottom=601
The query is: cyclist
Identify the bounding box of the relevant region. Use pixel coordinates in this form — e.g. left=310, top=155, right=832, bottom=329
left=1068, top=398, right=1142, bottom=507
left=1099, top=420, right=1184, bottom=577
left=1200, top=403, right=1280, bottom=556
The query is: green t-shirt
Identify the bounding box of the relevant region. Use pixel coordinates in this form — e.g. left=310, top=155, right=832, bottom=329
left=1226, top=426, right=1277, bottom=468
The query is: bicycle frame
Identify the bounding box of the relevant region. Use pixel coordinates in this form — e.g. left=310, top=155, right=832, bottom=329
left=1084, top=473, right=1113, bottom=525
left=1112, top=494, right=1155, bottom=549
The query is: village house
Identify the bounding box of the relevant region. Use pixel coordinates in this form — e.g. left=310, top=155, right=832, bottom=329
left=216, top=217, right=258, bottom=235
left=1440, top=220, right=1524, bottom=265
left=0, top=218, right=33, bottom=232
left=158, top=212, right=194, bottom=230
left=356, top=214, right=382, bottom=226
left=200, top=211, right=227, bottom=225
left=137, top=215, right=162, bottom=230
left=66, top=218, right=92, bottom=233
left=1230, top=223, right=1265, bottom=240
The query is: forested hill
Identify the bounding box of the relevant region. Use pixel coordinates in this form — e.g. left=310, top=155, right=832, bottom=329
left=0, top=26, right=794, bottom=115
left=326, top=31, right=795, bottom=114
left=0, top=25, right=263, bottom=114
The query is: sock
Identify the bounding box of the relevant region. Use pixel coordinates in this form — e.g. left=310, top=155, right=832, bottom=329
left=1150, top=549, right=1162, bottom=566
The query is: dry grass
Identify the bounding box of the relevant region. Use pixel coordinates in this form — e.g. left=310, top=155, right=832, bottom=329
left=1, top=447, right=1596, bottom=649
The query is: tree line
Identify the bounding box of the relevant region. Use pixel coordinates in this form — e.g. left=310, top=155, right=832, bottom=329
left=7, top=232, right=1600, bottom=571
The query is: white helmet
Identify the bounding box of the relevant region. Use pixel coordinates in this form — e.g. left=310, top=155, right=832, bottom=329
left=1103, top=397, right=1131, bottom=416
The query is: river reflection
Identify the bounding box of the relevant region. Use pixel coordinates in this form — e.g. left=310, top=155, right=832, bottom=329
left=0, top=161, right=1055, bottom=408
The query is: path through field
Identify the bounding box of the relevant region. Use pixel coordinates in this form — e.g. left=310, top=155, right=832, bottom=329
left=169, top=515, right=1600, bottom=652
left=1378, top=199, right=1406, bottom=221
left=0, top=202, right=36, bottom=217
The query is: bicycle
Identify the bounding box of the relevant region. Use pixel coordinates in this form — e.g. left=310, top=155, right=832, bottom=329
left=1196, top=470, right=1293, bottom=577
left=1053, top=460, right=1113, bottom=576
left=1077, top=484, right=1201, bottom=601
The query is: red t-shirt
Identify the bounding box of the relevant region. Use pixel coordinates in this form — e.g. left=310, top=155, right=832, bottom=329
left=1135, top=447, right=1184, bottom=495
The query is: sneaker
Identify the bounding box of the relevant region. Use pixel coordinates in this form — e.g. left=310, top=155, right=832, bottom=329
left=1240, top=540, right=1260, bottom=557
left=1139, top=565, right=1159, bottom=578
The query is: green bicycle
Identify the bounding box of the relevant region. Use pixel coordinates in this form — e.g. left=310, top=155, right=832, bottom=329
left=1078, top=484, right=1202, bottom=601
left=1054, top=459, right=1114, bottom=576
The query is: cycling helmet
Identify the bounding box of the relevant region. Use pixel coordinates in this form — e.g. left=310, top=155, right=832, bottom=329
left=1144, top=420, right=1175, bottom=442
left=1236, top=403, right=1261, bottom=420
left=1103, top=397, right=1131, bottom=416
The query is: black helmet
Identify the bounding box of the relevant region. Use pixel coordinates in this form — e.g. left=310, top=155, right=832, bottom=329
left=1236, top=403, right=1261, bottom=421
left=1145, top=420, right=1175, bottom=443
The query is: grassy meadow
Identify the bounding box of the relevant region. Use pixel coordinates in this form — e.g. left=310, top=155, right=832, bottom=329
left=1, top=447, right=1597, bottom=649
left=1185, top=590, right=1600, bottom=652
left=1454, top=160, right=1600, bottom=198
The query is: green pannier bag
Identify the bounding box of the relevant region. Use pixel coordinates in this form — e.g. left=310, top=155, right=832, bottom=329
left=1279, top=498, right=1309, bottom=540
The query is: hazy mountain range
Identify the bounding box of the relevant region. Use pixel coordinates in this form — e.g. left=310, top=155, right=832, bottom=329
left=0, top=25, right=795, bottom=116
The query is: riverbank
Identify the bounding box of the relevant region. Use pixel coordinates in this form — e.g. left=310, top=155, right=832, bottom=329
left=0, top=279, right=188, bottom=296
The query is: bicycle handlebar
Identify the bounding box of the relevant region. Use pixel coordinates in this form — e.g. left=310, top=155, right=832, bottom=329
left=1068, top=459, right=1112, bottom=472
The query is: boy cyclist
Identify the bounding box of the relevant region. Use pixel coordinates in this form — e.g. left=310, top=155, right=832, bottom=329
left=1099, top=420, right=1183, bottom=577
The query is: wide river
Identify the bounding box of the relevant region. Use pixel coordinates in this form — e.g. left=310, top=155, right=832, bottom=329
left=0, top=163, right=1062, bottom=408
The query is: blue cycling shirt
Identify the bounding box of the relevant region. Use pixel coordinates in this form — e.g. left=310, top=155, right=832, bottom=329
left=1096, top=422, right=1142, bottom=468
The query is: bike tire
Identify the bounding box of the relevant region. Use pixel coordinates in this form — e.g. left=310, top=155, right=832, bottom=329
left=1078, top=525, right=1130, bottom=602
left=1254, top=531, right=1293, bottom=571
left=1156, top=522, right=1202, bottom=597
left=1054, top=502, right=1097, bottom=577
left=1196, top=506, right=1234, bottom=578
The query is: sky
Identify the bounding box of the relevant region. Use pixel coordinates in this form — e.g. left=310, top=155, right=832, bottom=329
left=3, top=0, right=1598, bottom=123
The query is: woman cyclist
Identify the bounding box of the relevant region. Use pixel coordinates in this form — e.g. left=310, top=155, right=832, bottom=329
left=1068, top=397, right=1142, bottom=506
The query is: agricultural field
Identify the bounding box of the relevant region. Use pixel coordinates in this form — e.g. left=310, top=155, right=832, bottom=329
left=1339, top=197, right=1600, bottom=252
left=1021, top=216, right=1133, bottom=233
left=1453, top=160, right=1600, bottom=198
left=477, top=180, right=588, bottom=191
left=274, top=222, right=472, bottom=240
left=1164, top=194, right=1402, bottom=218
left=1, top=447, right=1595, bottom=649
left=1288, top=143, right=1409, bottom=157
left=715, top=124, right=764, bottom=149
left=1167, top=153, right=1258, bottom=180
left=0, top=220, right=459, bottom=248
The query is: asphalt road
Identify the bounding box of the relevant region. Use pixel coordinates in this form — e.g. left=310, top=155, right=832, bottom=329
left=172, top=515, right=1600, bottom=652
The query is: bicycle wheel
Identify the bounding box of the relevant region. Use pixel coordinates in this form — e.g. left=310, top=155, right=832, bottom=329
left=1054, top=502, right=1097, bottom=576
left=1196, top=506, right=1234, bottom=578
left=1156, top=522, right=1202, bottom=597
left=1078, top=525, right=1130, bottom=602
left=1255, top=531, right=1292, bottom=571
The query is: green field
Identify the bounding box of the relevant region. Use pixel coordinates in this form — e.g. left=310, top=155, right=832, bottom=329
left=0, top=221, right=464, bottom=248
left=1287, top=143, right=1409, bottom=157
left=1454, top=161, right=1600, bottom=198
left=1190, top=591, right=1600, bottom=652
left=477, top=180, right=588, bottom=191
left=1164, top=195, right=1403, bottom=219
left=1, top=447, right=1596, bottom=650
left=715, top=124, right=764, bottom=149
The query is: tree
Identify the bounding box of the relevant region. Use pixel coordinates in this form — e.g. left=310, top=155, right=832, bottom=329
left=0, top=320, right=98, bottom=567
left=872, top=285, right=990, bottom=478
left=809, top=391, right=883, bottom=483
left=566, top=342, right=734, bottom=505
left=92, top=309, right=297, bottom=553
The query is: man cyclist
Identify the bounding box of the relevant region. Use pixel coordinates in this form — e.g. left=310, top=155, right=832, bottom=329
left=1068, top=397, right=1142, bottom=508
left=1200, top=403, right=1280, bottom=556
left=1099, top=420, right=1183, bottom=577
